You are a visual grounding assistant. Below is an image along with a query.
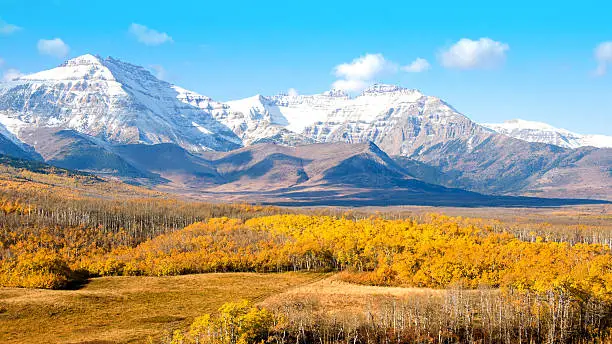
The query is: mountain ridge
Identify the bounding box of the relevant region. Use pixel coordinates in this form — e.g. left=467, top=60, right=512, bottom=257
left=0, top=54, right=610, bottom=202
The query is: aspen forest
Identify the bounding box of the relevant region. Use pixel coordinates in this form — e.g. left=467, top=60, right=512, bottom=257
left=1, top=160, right=611, bottom=343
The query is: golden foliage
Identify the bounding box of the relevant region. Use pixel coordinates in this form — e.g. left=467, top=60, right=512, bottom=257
left=69, top=214, right=612, bottom=308
left=184, top=300, right=278, bottom=344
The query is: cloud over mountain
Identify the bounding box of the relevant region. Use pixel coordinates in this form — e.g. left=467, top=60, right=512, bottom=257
left=129, top=23, right=173, bottom=46
left=440, top=38, right=509, bottom=69
left=402, top=58, right=430, bottom=72
left=37, top=38, right=70, bottom=58
left=332, top=53, right=395, bottom=92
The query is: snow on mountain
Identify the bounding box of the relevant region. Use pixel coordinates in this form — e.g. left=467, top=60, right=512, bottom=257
left=223, top=92, right=343, bottom=135
left=1, top=54, right=608, bottom=162
left=165, top=81, right=482, bottom=156
left=579, top=135, right=612, bottom=148
left=482, top=119, right=612, bottom=149
left=212, top=83, right=486, bottom=157
left=22, top=54, right=117, bottom=83
left=0, top=54, right=241, bottom=152
left=172, top=85, right=226, bottom=112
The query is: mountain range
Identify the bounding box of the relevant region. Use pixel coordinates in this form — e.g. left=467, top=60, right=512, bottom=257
left=0, top=54, right=610, bottom=204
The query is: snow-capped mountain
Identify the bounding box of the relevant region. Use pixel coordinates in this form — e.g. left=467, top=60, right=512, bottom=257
left=482, top=119, right=612, bottom=149
left=0, top=54, right=240, bottom=152
left=0, top=54, right=609, bottom=200
left=209, top=84, right=610, bottom=200
left=5, top=54, right=606, bottom=157
left=211, top=83, right=489, bottom=157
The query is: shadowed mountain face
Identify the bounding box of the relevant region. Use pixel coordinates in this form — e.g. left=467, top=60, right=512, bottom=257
left=114, top=143, right=220, bottom=180
left=0, top=134, right=606, bottom=206
left=0, top=133, right=41, bottom=161
left=18, top=127, right=154, bottom=179
left=111, top=141, right=607, bottom=207
left=395, top=136, right=612, bottom=200
left=200, top=142, right=416, bottom=190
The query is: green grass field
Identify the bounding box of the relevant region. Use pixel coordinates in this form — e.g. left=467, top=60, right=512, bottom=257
left=0, top=272, right=325, bottom=344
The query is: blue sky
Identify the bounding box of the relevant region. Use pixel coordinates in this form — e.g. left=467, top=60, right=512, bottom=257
left=1, top=0, right=611, bottom=135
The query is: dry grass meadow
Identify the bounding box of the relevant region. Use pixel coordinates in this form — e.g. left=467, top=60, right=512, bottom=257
left=0, top=272, right=466, bottom=343
left=0, top=272, right=326, bottom=344
left=261, top=273, right=446, bottom=315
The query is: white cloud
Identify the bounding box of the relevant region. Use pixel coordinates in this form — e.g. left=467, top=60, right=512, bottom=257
left=334, top=53, right=396, bottom=81
left=37, top=38, right=70, bottom=58
left=332, top=53, right=434, bottom=91
left=149, top=64, right=166, bottom=80
left=0, top=19, right=21, bottom=35
left=440, top=38, right=509, bottom=69
left=129, top=23, right=173, bottom=46
left=2, top=69, right=23, bottom=82
left=402, top=58, right=430, bottom=72
left=332, top=53, right=396, bottom=92
left=594, top=41, right=612, bottom=76
left=287, top=88, right=299, bottom=97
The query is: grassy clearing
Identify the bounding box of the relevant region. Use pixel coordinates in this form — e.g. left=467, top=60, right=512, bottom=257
left=0, top=272, right=325, bottom=344
left=261, top=273, right=449, bottom=316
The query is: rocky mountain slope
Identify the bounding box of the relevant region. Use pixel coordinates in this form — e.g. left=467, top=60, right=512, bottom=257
left=0, top=131, right=41, bottom=160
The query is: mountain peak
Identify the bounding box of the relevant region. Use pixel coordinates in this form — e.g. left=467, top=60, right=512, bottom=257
left=359, top=83, right=422, bottom=97
left=21, top=53, right=115, bottom=82
left=321, top=89, right=349, bottom=98
left=0, top=53, right=242, bottom=152
left=61, top=54, right=103, bottom=67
